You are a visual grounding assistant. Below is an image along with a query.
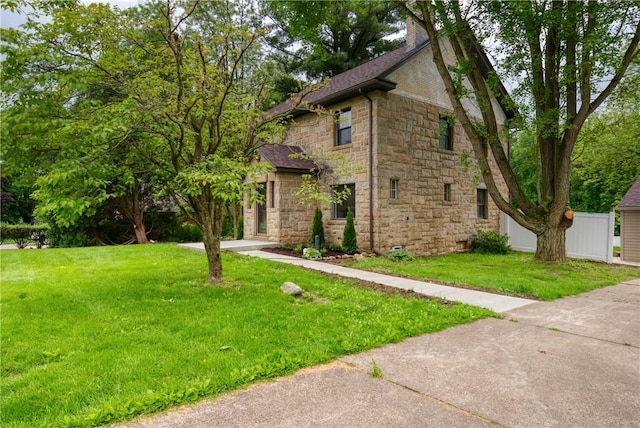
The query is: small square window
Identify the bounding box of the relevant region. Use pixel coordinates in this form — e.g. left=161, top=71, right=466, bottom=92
left=443, top=183, right=451, bottom=201
left=332, top=183, right=355, bottom=218
left=390, top=179, right=398, bottom=199
left=439, top=114, right=453, bottom=150
left=477, top=189, right=488, bottom=219
left=336, top=109, right=352, bottom=146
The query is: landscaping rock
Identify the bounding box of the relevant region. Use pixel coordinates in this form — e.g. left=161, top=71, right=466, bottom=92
left=281, top=282, right=303, bottom=296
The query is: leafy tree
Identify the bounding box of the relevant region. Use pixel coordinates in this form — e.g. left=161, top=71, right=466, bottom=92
left=1, top=1, right=157, bottom=245
left=1, top=0, right=294, bottom=283
left=264, top=0, right=405, bottom=81
left=401, top=1, right=639, bottom=263
left=571, top=55, right=640, bottom=213
left=342, top=207, right=357, bottom=254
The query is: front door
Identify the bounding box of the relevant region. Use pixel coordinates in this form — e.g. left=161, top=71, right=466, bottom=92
left=256, top=184, right=267, bottom=234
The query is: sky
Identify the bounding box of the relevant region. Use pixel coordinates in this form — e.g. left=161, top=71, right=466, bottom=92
left=0, top=0, right=140, bottom=29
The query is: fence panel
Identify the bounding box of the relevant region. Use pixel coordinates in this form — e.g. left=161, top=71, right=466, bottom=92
left=500, top=211, right=614, bottom=263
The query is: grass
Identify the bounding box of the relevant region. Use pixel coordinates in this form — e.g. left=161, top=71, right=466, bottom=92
left=0, top=244, right=495, bottom=427
left=343, top=252, right=639, bottom=301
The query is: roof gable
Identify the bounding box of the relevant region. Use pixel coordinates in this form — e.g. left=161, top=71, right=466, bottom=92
left=619, top=176, right=640, bottom=208
left=269, top=38, right=430, bottom=117
left=269, top=35, right=516, bottom=120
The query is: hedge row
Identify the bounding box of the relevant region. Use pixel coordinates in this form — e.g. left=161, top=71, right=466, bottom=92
left=0, top=223, right=49, bottom=249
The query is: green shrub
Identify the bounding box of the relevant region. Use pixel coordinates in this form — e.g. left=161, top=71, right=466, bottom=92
left=342, top=207, right=357, bottom=254
left=470, top=229, right=511, bottom=254
left=385, top=248, right=414, bottom=262
left=309, top=208, right=325, bottom=250
left=328, top=243, right=343, bottom=252
left=302, top=247, right=322, bottom=259
left=0, top=222, right=49, bottom=248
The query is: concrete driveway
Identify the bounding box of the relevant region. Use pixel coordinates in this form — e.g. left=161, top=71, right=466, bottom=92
left=120, top=279, right=640, bottom=428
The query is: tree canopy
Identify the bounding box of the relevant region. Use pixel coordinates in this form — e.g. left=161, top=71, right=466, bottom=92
left=1, top=0, right=292, bottom=282
left=264, top=0, right=405, bottom=80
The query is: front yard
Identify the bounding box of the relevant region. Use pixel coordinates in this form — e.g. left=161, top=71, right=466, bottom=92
left=0, top=244, right=494, bottom=427
left=342, top=252, right=639, bottom=301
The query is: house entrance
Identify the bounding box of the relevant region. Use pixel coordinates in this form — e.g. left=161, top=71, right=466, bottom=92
left=256, top=185, right=267, bottom=234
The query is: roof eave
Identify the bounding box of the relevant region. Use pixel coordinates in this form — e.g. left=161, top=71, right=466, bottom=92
left=287, top=78, right=396, bottom=117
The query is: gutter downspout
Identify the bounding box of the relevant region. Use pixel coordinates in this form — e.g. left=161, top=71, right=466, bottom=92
left=360, top=89, right=375, bottom=253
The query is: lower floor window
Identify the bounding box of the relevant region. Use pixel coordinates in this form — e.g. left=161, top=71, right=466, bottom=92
left=477, top=189, right=488, bottom=219
left=332, top=183, right=355, bottom=219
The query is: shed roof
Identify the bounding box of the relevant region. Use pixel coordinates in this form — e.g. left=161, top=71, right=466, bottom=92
left=618, top=176, right=640, bottom=209
left=258, top=145, right=318, bottom=173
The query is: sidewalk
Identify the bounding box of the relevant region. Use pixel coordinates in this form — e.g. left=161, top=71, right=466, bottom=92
left=119, top=278, right=640, bottom=428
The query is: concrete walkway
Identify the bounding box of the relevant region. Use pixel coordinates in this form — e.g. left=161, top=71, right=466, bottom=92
left=119, top=278, right=640, bottom=428
left=179, top=242, right=536, bottom=313
left=239, top=250, right=535, bottom=313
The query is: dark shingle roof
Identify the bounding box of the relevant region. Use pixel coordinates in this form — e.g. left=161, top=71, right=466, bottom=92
left=269, top=35, right=516, bottom=120
left=259, top=145, right=319, bottom=173
left=269, top=38, right=431, bottom=117
left=619, top=176, right=640, bottom=209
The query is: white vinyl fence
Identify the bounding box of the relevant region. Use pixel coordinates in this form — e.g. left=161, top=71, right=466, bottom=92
left=500, top=211, right=615, bottom=263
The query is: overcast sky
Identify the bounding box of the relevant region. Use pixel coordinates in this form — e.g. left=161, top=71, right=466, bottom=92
left=1, top=1, right=141, bottom=29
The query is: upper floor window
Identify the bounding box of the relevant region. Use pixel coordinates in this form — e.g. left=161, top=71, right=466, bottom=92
left=336, top=109, right=352, bottom=146
left=443, top=183, right=451, bottom=202
left=439, top=114, right=453, bottom=150
left=390, top=179, right=399, bottom=199
left=477, top=189, right=488, bottom=219
left=332, top=183, right=355, bottom=218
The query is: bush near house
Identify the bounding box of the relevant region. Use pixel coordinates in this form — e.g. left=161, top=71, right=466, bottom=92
left=310, top=208, right=326, bottom=250
left=342, top=207, right=357, bottom=254
left=470, top=229, right=511, bottom=254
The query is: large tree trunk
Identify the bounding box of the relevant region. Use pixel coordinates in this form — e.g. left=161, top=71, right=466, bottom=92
left=535, top=226, right=566, bottom=263
left=533, top=210, right=573, bottom=263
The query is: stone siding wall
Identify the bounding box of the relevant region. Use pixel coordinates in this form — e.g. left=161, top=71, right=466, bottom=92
left=373, top=91, right=507, bottom=255
left=273, top=99, right=373, bottom=248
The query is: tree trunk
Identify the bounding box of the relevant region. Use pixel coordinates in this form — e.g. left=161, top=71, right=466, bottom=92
left=198, top=200, right=226, bottom=284
left=133, top=221, right=149, bottom=244
left=533, top=210, right=574, bottom=263
left=534, top=226, right=566, bottom=263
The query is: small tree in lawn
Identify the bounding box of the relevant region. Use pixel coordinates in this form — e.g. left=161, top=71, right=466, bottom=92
left=310, top=207, right=325, bottom=250
left=342, top=207, right=357, bottom=254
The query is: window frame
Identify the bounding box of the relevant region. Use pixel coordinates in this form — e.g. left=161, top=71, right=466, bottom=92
left=332, top=183, right=356, bottom=219
left=438, top=114, right=453, bottom=151
left=390, top=179, right=399, bottom=200
left=443, top=183, right=451, bottom=202
left=477, top=188, right=488, bottom=219
left=336, top=108, right=352, bottom=146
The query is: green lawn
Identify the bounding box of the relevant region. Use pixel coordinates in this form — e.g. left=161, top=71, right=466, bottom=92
left=0, top=244, right=494, bottom=427
left=343, top=252, right=639, bottom=301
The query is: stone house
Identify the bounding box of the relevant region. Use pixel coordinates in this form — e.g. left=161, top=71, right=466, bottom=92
left=618, top=176, right=640, bottom=263
left=244, top=27, right=514, bottom=256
